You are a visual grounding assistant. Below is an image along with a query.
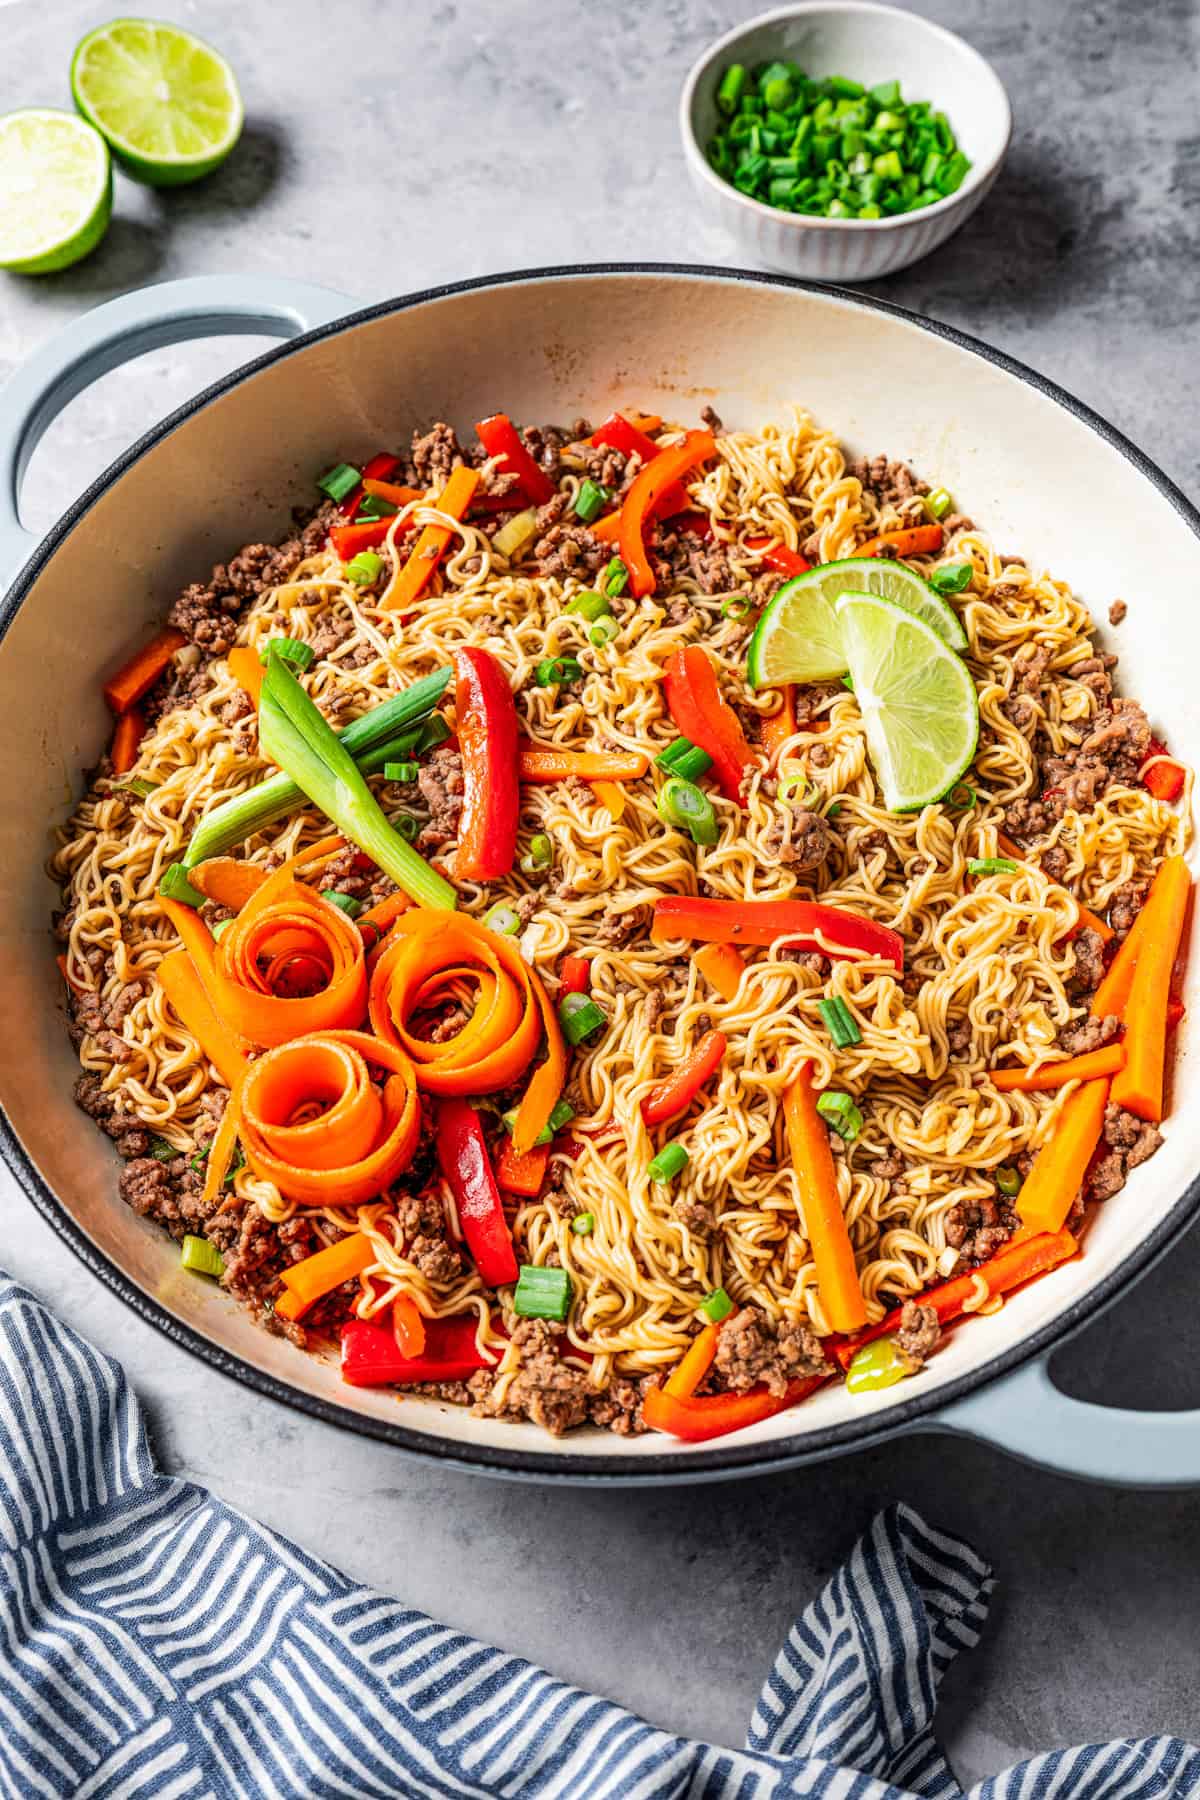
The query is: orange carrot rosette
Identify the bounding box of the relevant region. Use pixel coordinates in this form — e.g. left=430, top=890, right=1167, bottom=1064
left=368, top=910, right=565, bottom=1153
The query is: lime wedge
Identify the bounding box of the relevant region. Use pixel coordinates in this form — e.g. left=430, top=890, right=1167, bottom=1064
left=0, top=110, right=111, bottom=274
left=746, top=556, right=967, bottom=689
left=836, top=592, right=979, bottom=811
left=71, top=18, right=243, bottom=187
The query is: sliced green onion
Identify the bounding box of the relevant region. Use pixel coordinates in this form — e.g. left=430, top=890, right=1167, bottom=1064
left=257, top=651, right=456, bottom=911
left=655, top=736, right=712, bottom=776
left=571, top=1212, right=595, bottom=1236
left=159, top=863, right=205, bottom=908
left=148, top=1135, right=177, bottom=1162
left=212, top=916, right=235, bottom=940
left=602, top=556, right=629, bottom=597
left=393, top=813, right=419, bottom=842
left=492, top=507, right=540, bottom=561
left=535, top=656, right=584, bottom=686
left=816, top=1089, right=864, bottom=1141
left=925, top=487, right=953, bottom=522
left=657, top=776, right=718, bottom=847
left=317, top=462, right=360, bottom=502
left=485, top=901, right=521, bottom=936
left=321, top=890, right=363, bottom=919
left=700, top=1287, right=733, bottom=1323
left=257, top=635, right=315, bottom=671
left=181, top=1234, right=225, bottom=1279
left=841, top=673, right=855, bottom=691
left=116, top=776, right=159, bottom=798
left=564, top=589, right=610, bottom=622
left=354, top=491, right=398, bottom=521
left=513, top=1264, right=573, bottom=1322
left=574, top=478, right=611, bottom=524
left=826, top=802, right=841, bottom=818
left=502, top=1097, right=574, bottom=1146
left=846, top=1335, right=914, bottom=1394
left=778, top=773, right=819, bottom=807
left=818, top=995, right=861, bottom=1048
left=589, top=614, right=620, bottom=648
left=559, top=992, right=607, bottom=1046
left=996, top=1165, right=1023, bottom=1196
left=721, top=596, right=753, bottom=619
left=345, top=551, right=384, bottom=586
left=412, top=713, right=452, bottom=754
left=944, top=781, right=976, bottom=810
left=717, top=63, right=748, bottom=115
left=647, top=1141, right=689, bottom=1183
left=967, top=858, right=1017, bottom=877
left=930, top=562, right=973, bottom=594
left=383, top=760, right=419, bottom=784
left=520, top=833, right=553, bottom=874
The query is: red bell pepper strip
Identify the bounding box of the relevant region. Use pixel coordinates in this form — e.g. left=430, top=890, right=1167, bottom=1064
left=662, top=510, right=713, bottom=540
left=652, top=895, right=905, bottom=971
left=619, top=430, right=717, bottom=597
left=475, top=413, right=555, bottom=506
left=745, top=537, right=811, bottom=577
left=662, top=645, right=757, bottom=805
left=641, top=1029, right=727, bottom=1126
left=496, top=1138, right=550, bottom=1197
left=559, top=955, right=591, bottom=997
left=857, top=523, right=944, bottom=559
left=329, top=518, right=410, bottom=560
left=590, top=412, right=661, bottom=463
left=436, top=1097, right=519, bottom=1286
left=341, top=1313, right=494, bottom=1387
left=642, top=1374, right=825, bottom=1442
left=1142, top=739, right=1186, bottom=802
left=453, top=647, right=519, bottom=881
left=337, top=452, right=402, bottom=518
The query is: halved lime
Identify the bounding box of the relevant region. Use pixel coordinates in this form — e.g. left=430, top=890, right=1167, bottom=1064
left=0, top=110, right=111, bottom=274
left=746, top=556, right=967, bottom=689
left=836, top=592, right=979, bottom=811
left=71, top=18, right=243, bottom=187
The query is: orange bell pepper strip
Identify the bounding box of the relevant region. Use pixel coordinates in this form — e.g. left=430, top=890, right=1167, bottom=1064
left=759, top=687, right=797, bottom=765
left=664, top=1318, right=726, bottom=1399
left=784, top=1066, right=867, bottom=1333
left=694, top=942, right=746, bottom=1002
left=275, top=1230, right=378, bottom=1321
left=643, top=1374, right=825, bottom=1442
left=496, top=1138, right=551, bottom=1197
left=856, top=524, right=944, bottom=560
left=641, top=1030, right=727, bottom=1127
left=990, top=1042, right=1126, bottom=1092
left=1110, top=855, right=1191, bottom=1121
left=1016, top=1079, right=1110, bottom=1235
left=517, top=745, right=648, bottom=784
left=157, top=949, right=250, bottom=1088
left=381, top=464, right=480, bottom=611
left=592, top=779, right=627, bottom=821
left=362, top=478, right=425, bottom=509
left=392, top=1294, right=427, bottom=1358
left=110, top=707, right=146, bottom=776
left=240, top=1030, right=420, bottom=1210
left=227, top=646, right=264, bottom=707
left=103, top=627, right=186, bottom=713
left=618, top=429, right=717, bottom=598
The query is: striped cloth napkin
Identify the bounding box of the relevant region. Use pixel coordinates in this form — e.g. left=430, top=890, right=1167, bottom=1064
left=0, top=1276, right=1195, bottom=1799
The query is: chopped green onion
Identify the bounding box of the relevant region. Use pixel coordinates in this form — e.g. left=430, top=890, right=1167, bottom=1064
left=257, top=651, right=456, bottom=911
left=256, top=636, right=314, bottom=672
left=181, top=1234, right=225, bottom=1280
left=574, top=478, right=611, bottom=524
left=967, top=858, right=1017, bottom=877
left=513, top=1264, right=573, bottom=1322
left=149, top=1135, right=177, bottom=1162
left=602, top=556, right=629, bottom=597
left=925, top=487, right=953, bottom=522
left=320, top=890, right=362, bottom=919
left=996, top=1165, right=1023, bottom=1196
left=778, top=773, right=819, bottom=807
left=841, top=673, right=855, bottom=691
left=520, top=833, right=553, bottom=874
left=700, top=1286, right=733, bottom=1323
left=657, top=776, right=718, bottom=847
left=535, top=656, right=584, bottom=686
left=548, top=1098, right=575, bottom=1133
left=846, top=1335, right=914, bottom=1394
left=721, top=596, right=753, bottom=619
left=818, top=995, right=861, bottom=1048
left=159, top=863, right=205, bottom=908
left=317, top=462, right=360, bottom=502
left=116, top=776, right=159, bottom=798
left=393, top=813, right=419, bottom=842
left=559, top=992, right=607, bottom=1046
left=647, top=1141, right=689, bottom=1183
left=571, top=1212, right=595, bottom=1236
left=564, top=589, right=610, bottom=622
left=870, top=79, right=900, bottom=106
left=717, top=63, right=748, bottom=115
left=656, top=736, right=705, bottom=774
left=354, top=491, right=398, bottom=521
left=345, top=551, right=384, bottom=586
left=383, top=760, right=419, bottom=784
left=655, top=738, right=713, bottom=784
left=589, top=614, right=620, bottom=648
left=501, top=1097, right=575, bottom=1146
left=485, top=901, right=521, bottom=936
left=492, top=507, right=540, bottom=561
left=930, top=562, right=973, bottom=594
left=944, top=781, right=976, bottom=810
left=212, top=916, right=235, bottom=940
left=826, top=802, right=841, bottom=818
left=816, top=1089, right=864, bottom=1141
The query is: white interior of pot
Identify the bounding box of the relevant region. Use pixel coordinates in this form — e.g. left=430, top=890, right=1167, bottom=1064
left=2, top=270, right=1195, bottom=1461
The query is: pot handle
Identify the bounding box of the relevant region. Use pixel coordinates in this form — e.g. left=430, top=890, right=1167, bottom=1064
left=0, top=274, right=353, bottom=593
left=927, top=1352, right=1200, bottom=1487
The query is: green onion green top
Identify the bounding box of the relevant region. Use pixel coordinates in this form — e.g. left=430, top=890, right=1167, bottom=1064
left=967, top=858, right=1018, bottom=877
left=317, top=462, right=360, bottom=502
left=647, top=1141, right=689, bottom=1183
left=559, top=992, right=607, bottom=1047
left=700, top=1286, right=733, bottom=1323
left=513, top=1264, right=573, bottom=1322
left=257, top=636, right=314, bottom=671
left=320, top=890, right=362, bottom=919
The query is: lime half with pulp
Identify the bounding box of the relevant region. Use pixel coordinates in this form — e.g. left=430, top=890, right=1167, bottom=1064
left=71, top=18, right=243, bottom=186
left=836, top=591, right=979, bottom=811
left=746, top=556, right=968, bottom=688
left=0, top=110, right=112, bottom=274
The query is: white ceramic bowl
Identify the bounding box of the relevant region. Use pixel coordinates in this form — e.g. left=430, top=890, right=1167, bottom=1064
left=680, top=2, right=1012, bottom=282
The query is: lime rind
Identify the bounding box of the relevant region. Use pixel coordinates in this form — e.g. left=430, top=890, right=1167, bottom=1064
left=0, top=109, right=111, bottom=273
left=71, top=17, right=243, bottom=187
left=835, top=591, right=979, bottom=812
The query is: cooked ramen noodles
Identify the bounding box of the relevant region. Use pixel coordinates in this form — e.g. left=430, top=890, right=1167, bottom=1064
left=53, top=404, right=1192, bottom=1440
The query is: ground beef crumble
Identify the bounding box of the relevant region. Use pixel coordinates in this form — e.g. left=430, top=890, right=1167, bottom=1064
left=850, top=454, right=929, bottom=512
left=895, top=1301, right=940, bottom=1369
left=166, top=502, right=337, bottom=660
left=475, top=1319, right=591, bottom=1435
left=416, top=745, right=464, bottom=853
left=1057, top=1012, right=1121, bottom=1057
left=713, top=1306, right=830, bottom=1396
left=1088, top=1104, right=1163, bottom=1202
left=945, top=1196, right=1016, bottom=1268
left=761, top=806, right=831, bottom=871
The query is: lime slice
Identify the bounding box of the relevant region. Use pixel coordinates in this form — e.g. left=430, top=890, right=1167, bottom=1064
left=0, top=110, right=111, bottom=274
left=836, top=592, right=979, bottom=811
left=71, top=18, right=243, bottom=187
left=746, top=556, right=967, bottom=689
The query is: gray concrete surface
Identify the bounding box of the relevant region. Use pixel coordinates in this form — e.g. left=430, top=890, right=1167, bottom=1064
left=3, top=0, right=1199, bottom=1781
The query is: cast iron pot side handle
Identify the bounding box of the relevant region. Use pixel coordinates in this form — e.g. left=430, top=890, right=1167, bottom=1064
left=924, top=1352, right=1200, bottom=1487
left=0, top=274, right=353, bottom=593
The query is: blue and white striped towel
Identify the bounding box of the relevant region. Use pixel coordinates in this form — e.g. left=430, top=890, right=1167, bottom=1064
left=0, top=1274, right=1195, bottom=1800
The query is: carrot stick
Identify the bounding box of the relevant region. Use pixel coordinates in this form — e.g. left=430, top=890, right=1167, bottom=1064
left=157, top=948, right=250, bottom=1088
left=994, top=830, right=1114, bottom=943
left=392, top=1294, right=426, bottom=1357
left=783, top=1065, right=867, bottom=1332
left=362, top=479, right=425, bottom=508
left=1016, top=1078, right=1110, bottom=1235
left=695, top=942, right=746, bottom=1002
left=592, top=779, right=627, bottom=821
left=518, top=746, right=648, bottom=783
left=201, top=1093, right=242, bottom=1212
left=380, top=465, right=480, bottom=611
left=110, top=707, right=146, bottom=775
left=357, top=889, right=411, bottom=953
left=496, top=1138, right=550, bottom=1196
left=1091, top=899, right=1153, bottom=1019
left=227, top=646, right=264, bottom=706
left=856, top=524, right=944, bottom=559
left=760, top=687, right=797, bottom=764
left=1110, top=855, right=1191, bottom=1121
left=103, top=627, right=187, bottom=713
left=588, top=512, right=621, bottom=544
left=664, top=1319, right=724, bottom=1399
left=276, top=1232, right=376, bottom=1320
left=991, top=1042, right=1126, bottom=1092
